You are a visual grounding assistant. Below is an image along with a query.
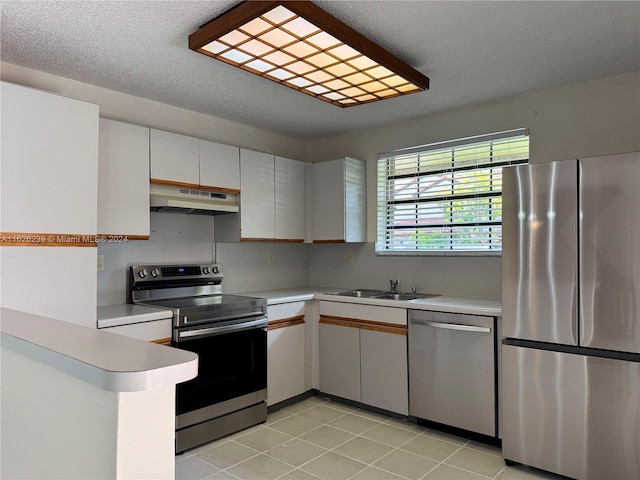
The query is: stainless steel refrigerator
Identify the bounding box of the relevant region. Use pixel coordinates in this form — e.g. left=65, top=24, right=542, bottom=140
left=501, top=152, right=640, bottom=480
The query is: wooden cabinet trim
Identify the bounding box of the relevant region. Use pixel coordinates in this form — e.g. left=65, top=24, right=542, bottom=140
left=0, top=232, right=97, bottom=247
left=320, top=315, right=407, bottom=335
left=268, top=315, right=305, bottom=331
left=150, top=178, right=200, bottom=190
left=150, top=337, right=172, bottom=345
left=199, top=184, right=241, bottom=195
left=313, top=239, right=345, bottom=243
left=240, top=237, right=275, bottom=242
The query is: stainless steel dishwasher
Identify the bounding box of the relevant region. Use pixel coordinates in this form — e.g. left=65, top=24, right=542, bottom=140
left=408, top=310, right=496, bottom=437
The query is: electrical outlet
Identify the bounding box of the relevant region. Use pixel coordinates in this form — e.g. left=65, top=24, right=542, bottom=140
left=347, top=252, right=355, bottom=264
left=267, top=252, right=275, bottom=265
left=97, top=254, right=105, bottom=271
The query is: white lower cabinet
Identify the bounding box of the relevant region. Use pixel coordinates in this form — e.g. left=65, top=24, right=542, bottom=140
left=318, top=301, right=408, bottom=415
left=267, top=302, right=306, bottom=406
left=360, top=329, right=408, bottom=415
left=319, top=323, right=361, bottom=402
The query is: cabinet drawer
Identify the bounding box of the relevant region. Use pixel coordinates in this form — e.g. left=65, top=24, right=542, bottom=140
left=101, top=319, right=172, bottom=343
left=319, top=301, right=406, bottom=325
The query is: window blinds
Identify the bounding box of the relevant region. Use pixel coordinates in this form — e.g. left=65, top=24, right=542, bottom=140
left=377, top=129, right=529, bottom=254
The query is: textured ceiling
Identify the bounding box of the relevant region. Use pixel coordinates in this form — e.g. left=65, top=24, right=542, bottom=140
left=1, top=1, right=639, bottom=140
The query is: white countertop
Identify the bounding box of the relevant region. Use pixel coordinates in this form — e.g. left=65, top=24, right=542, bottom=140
left=1, top=308, right=198, bottom=392
left=97, top=303, right=173, bottom=329
left=235, top=287, right=501, bottom=316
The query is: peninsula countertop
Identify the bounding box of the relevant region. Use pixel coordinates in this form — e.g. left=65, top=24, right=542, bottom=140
left=1, top=308, right=197, bottom=392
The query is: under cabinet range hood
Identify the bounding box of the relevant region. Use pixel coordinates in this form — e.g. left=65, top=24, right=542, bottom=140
left=150, top=184, right=239, bottom=215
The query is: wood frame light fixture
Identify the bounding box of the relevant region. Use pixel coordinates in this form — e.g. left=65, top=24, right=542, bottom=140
left=189, top=1, right=430, bottom=107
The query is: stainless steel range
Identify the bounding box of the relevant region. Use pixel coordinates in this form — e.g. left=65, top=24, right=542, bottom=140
left=130, top=263, right=268, bottom=454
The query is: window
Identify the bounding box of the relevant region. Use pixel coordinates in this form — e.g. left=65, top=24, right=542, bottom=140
left=377, top=129, right=529, bottom=255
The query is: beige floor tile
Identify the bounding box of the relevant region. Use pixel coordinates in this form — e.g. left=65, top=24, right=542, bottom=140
left=333, top=436, right=394, bottom=464
left=361, top=423, right=420, bottom=447
left=321, top=400, right=359, bottom=413
left=373, top=449, right=439, bottom=480
left=300, top=451, right=368, bottom=480
left=207, top=471, right=241, bottom=480
left=175, top=455, right=220, bottom=480
left=421, top=429, right=469, bottom=446
left=225, top=424, right=266, bottom=442
left=423, top=463, right=487, bottom=480
left=226, top=454, right=294, bottom=480
left=445, top=447, right=506, bottom=478
left=297, top=405, right=347, bottom=423
left=282, top=400, right=319, bottom=414
left=350, top=465, right=407, bottom=480
left=269, top=415, right=323, bottom=436
left=277, top=468, right=322, bottom=480
left=298, top=425, right=356, bottom=449
left=265, top=438, right=327, bottom=467
left=328, top=413, right=381, bottom=434
left=465, top=440, right=502, bottom=457
left=266, top=408, right=294, bottom=425
left=235, top=427, right=293, bottom=452
left=383, top=417, right=426, bottom=434
left=306, top=396, right=330, bottom=405
left=399, top=434, right=461, bottom=462
left=196, top=441, right=260, bottom=470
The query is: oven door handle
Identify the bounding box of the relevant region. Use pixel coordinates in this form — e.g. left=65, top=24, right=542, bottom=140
left=177, top=317, right=268, bottom=340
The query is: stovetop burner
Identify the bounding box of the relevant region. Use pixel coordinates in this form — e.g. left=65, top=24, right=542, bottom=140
left=129, top=263, right=267, bottom=328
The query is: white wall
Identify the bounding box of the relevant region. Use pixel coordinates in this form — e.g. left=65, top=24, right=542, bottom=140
left=0, top=62, right=307, bottom=161
left=1, top=343, right=118, bottom=479
left=98, top=213, right=310, bottom=305
left=306, top=72, right=640, bottom=299
left=5, top=64, right=637, bottom=302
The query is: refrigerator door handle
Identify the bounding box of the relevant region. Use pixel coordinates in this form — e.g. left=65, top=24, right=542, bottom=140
left=410, top=319, right=491, bottom=333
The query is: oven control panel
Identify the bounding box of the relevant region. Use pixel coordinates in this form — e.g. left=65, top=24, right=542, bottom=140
left=131, top=264, right=223, bottom=283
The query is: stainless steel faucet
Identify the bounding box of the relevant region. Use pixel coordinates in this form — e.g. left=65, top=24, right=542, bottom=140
left=388, top=279, right=400, bottom=293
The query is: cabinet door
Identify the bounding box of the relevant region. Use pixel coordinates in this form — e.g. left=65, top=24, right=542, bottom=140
left=319, top=323, right=361, bottom=402
left=240, top=149, right=275, bottom=240
left=1, top=247, right=97, bottom=327
left=267, top=324, right=306, bottom=406
left=149, top=129, right=199, bottom=186
left=360, top=329, right=408, bottom=415
left=98, top=119, right=150, bottom=237
left=1, top=81, right=98, bottom=234
left=275, top=156, right=305, bottom=241
left=312, top=159, right=345, bottom=242
left=199, top=140, right=240, bottom=192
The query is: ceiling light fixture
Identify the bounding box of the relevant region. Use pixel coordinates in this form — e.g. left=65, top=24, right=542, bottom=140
left=189, top=0, right=430, bottom=107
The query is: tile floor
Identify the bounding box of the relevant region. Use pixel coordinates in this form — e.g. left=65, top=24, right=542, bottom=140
left=176, top=396, right=565, bottom=480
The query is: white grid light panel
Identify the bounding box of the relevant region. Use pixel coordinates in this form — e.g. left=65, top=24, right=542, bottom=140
left=195, top=4, right=424, bottom=107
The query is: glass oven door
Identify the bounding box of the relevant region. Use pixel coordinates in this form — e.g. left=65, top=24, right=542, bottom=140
left=173, top=317, right=267, bottom=417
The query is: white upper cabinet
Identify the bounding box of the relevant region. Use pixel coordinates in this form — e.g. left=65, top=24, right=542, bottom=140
left=216, top=150, right=306, bottom=242
left=98, top=119, right=150, bottom=237
left=275, top=156, right=305, bottom=241
left=312, top=157, right=366, bottom=243
left=1, top=81, right=99, bottom=234
left=240, top=149, right=276, bottom=240
left=149, top=129, right=199, bottom=186
left=199, top=140, right=240, bottom=192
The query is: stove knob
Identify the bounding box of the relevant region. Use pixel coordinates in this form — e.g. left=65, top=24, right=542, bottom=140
left=212, top=266, right=219, bottom=274
left=202, top=267, right=210, bottom=274
left=151, top=269, right=159, bottom=277
left=138, top=269, right=147, bottom=278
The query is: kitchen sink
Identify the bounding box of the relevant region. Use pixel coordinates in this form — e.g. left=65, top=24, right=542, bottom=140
left=330, top=289, right=385, bottom=298
left=329, top=290, right=439, bottom=301
left=371, top=292, right=439, bottom=301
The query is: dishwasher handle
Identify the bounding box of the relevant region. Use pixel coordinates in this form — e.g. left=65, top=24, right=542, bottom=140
left=410, top=319, right=491, bottom=333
